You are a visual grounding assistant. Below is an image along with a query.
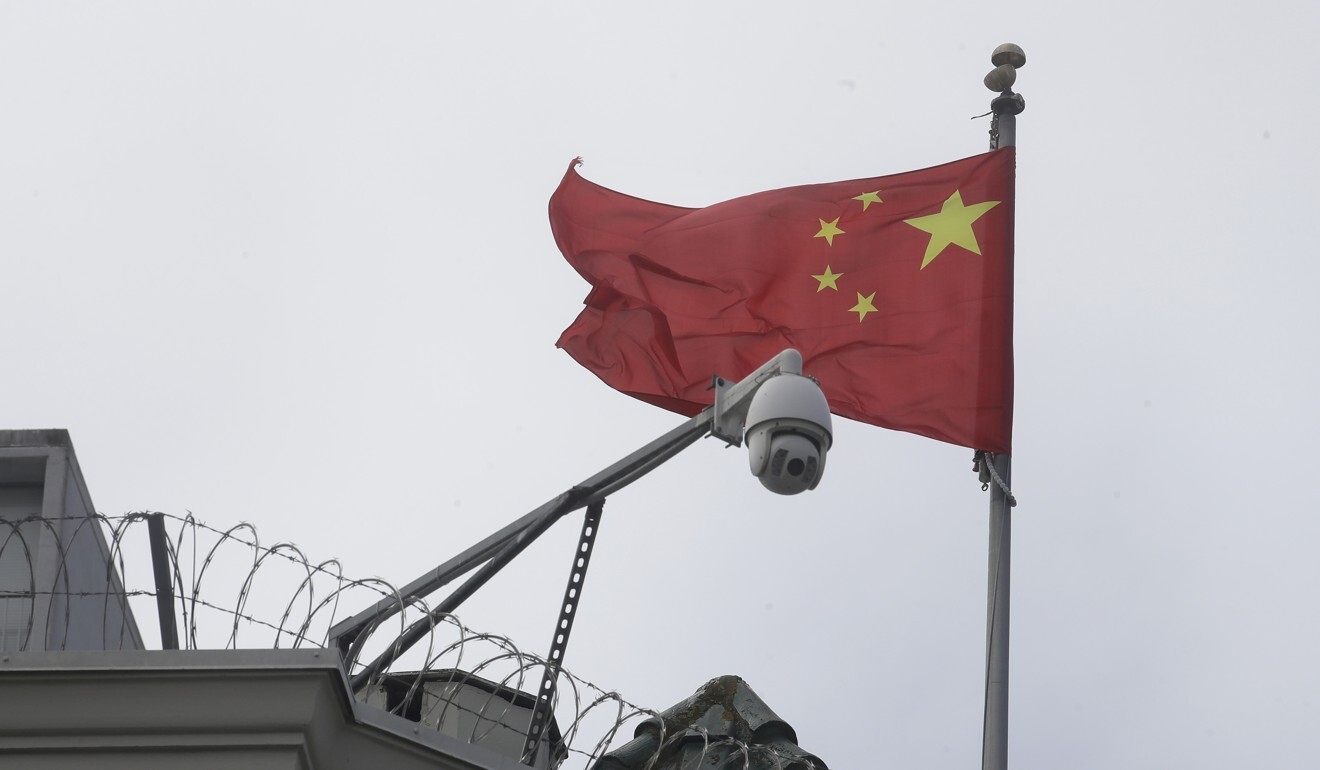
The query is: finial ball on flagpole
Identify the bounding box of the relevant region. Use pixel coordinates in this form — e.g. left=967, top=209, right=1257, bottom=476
left=984, top=64, right=1017, bottom=92
left=985, top=44, right=1026, bottom=95
left=990, top=43, right=1026, bottom=69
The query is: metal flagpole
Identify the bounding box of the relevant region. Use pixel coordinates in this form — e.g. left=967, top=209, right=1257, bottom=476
left=980, top=43, right=1024, bottom=770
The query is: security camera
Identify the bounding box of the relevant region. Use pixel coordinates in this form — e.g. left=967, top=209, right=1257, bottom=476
left=744, top=373, right=833, bottom=495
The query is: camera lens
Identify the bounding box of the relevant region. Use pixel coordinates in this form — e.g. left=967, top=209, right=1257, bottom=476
left=786, top=458, right=805, bottom=477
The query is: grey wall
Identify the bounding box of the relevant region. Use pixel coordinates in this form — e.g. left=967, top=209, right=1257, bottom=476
left=0, top=430, right=143, bottom=651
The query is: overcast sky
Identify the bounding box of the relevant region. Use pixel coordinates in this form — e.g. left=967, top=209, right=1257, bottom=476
left=5, top=2, right=1319, bottom=768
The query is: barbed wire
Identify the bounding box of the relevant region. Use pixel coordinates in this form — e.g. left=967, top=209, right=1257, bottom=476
left=0, top=511, right=824, bottom=770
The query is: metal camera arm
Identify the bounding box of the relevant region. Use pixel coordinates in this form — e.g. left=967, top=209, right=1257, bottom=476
left=329, top=349, right=806, bottom=686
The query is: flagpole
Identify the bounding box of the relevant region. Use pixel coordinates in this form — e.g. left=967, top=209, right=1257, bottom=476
left=981, top=43, right=1024, bottom=770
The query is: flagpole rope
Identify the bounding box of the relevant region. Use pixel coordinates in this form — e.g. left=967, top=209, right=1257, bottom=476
left=984, top=453, right=1016, bottom=506
left=973, top=450, right=1017, bottom=507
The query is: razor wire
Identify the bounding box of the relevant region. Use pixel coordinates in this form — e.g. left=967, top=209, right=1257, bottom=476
left=0, top=512, right=826, bottom=770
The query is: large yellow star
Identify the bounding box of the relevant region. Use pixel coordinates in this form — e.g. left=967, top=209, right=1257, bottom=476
left=853, top=191, right=883, bottom=210
left=814, top=217, right=844, bottom=246
left=812, top=265, right=843, bottom=292
left=903, top=190, right=1000, bottom=269
left=849, top=291, right=877, bottom=322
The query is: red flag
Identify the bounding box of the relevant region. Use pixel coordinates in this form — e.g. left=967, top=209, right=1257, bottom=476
left=551, top=148, right=1014, bottom=454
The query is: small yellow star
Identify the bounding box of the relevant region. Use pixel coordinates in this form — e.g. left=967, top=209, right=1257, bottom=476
left=812, top=265, right=843, bottom=292
left=814, top=217, right=844, bottom=246
left=849, top=291, right=877, bottom=322
left=853, top=191, right=883, bottom=211
left=904, top=189, right=1000, bottom=269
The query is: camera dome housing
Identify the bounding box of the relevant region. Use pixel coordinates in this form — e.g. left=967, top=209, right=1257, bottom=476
left=744, top=374, right=833, bottom=495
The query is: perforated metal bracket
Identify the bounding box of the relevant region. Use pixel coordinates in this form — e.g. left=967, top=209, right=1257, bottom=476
left=523, top=500, right=605, bottom=765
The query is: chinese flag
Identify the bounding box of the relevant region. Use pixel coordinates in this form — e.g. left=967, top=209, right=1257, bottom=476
left=550, top=148, right=1014, bottom=454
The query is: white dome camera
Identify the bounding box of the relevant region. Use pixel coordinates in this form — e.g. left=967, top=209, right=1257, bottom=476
left=744, top=374, right=833, bottom=495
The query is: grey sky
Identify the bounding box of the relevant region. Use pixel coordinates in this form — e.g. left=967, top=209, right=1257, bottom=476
left=4, top=2, right=1319, bottom=768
